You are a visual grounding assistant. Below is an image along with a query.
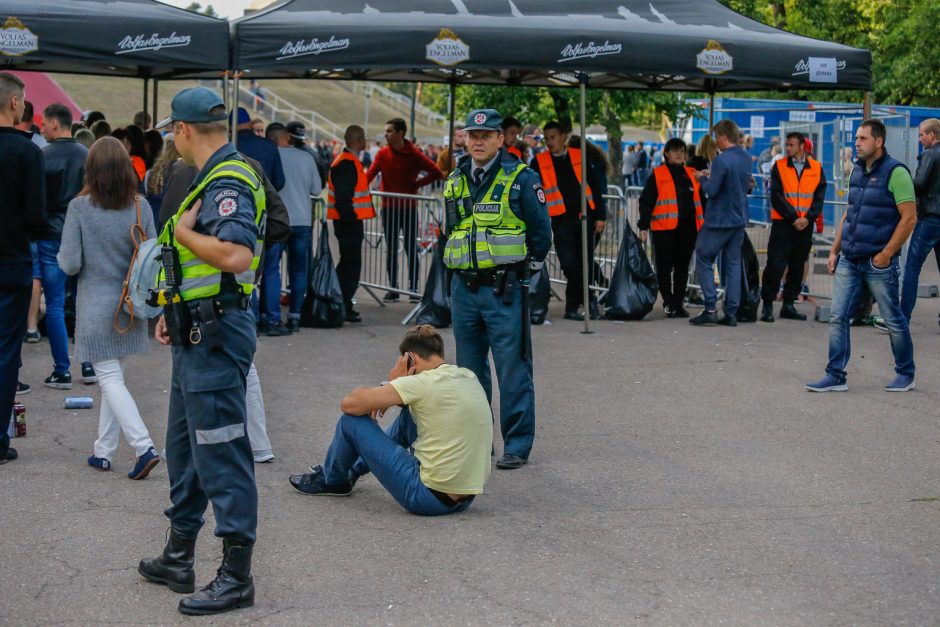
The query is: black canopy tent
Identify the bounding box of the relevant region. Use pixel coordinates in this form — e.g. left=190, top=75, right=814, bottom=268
left=0, top=0, right=230, bottom=119
left=232, top=0, right=871, bottom=331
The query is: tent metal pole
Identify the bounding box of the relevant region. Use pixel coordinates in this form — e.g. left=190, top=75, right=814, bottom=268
left=152, top=80, right=159, bottom=124
left=863, top=91, right=872, bottom=119
left=232, top=73, right=240, bottom=150
left=143, top=78, right=149, bottom=118
left=447, top=79, right=456, bottom=171
left=409, top=82, right=418, bottom=142
left=579, top=74, right=592, bottom=335
left=708, top=91, right=715, bottom=132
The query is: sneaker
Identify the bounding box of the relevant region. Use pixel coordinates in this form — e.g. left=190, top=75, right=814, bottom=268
left=265, top=322, right=292, bottom=337
left=44, top=371, right=72, bottom=390
left=0, top=447, right=18, bottom=465
left=717, top=315, right=738, bottom=327
left=81, top=363, right=97, bottom=384
left=805, top=375, right=848, bottom=392
left=289, top=465, right=353, bottom=496
left=885, top=374, right=915, bottom=392
left=16, top=381, right=30, bottom=395
left=253, top=452, right=275, bottom=463
left=88, top=455, right=112, bottom=471
left=345, top=309, right=362, bottom=323
left=24, top=329, right=40, bottom=343
left=563, top=310, right=584, bottom=321
left=673, top=307, right=690, bottom=319
left=128, top=448, right=160, bottom=480
left=872, top=319, right=889, bottom=333
left=408, top=294, right=421, bottom=303
left=383, top=291, right=400, bottom=302
left=286, top=318, right=300, bottom=333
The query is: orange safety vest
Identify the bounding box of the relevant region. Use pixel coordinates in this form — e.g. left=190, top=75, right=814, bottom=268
left=650, top=164, right=704, bottom=231
left=327, top=151, right=376, bottom=221
left=773, top=157, right=822, bottom=220
left=535, top=148, right=595, bottom=217
left=507, top=145, right=523, bottom=159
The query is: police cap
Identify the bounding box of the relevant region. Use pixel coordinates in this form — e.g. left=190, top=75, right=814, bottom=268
left=155, top=87, right=227, bottom=129
left=464, top=109, right=503, bottom=133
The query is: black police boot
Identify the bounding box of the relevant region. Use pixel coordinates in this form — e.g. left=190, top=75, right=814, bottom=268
left=138, top=527, right=197, bottom=593
left=760, top=302, right=775, bottom=323
left=178, top=538, right=255, bottom=616
left=779, top=301, right=807, bottom=321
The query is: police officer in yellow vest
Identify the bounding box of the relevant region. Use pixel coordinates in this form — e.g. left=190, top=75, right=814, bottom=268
left=138, top=88, right=263, bottom=616
left=760, top=131, right=826, bottom=322
left=443, top=109, right=552, bottom=470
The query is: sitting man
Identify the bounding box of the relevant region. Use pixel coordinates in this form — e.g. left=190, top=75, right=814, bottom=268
left=289, top=325, right=492, bottom=516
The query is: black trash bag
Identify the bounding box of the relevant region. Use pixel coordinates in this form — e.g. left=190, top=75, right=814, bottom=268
left=414, top=231, right=452, bottom=328
left=736, top=233, right=762, bottom=323
left=300, top=223, right=345, bottom=328
left=528, top=266, right=551, bottom=325
left=602, top=226, right=658, bottom=320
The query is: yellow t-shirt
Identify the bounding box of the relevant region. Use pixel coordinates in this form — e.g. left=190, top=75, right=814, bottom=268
left=390, top=364, right=492, bottom=494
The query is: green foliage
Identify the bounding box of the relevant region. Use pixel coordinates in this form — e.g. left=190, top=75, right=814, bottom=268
left=183, top=2, right=217, bottom=17
left=721, top=0, right=940, bottom=106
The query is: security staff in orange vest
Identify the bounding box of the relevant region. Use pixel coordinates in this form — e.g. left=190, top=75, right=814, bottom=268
left=638, top=138, right=704, bottom=318
left=531, top=121, right=607, bottom=320
left=328, top=125, right=376, bottom=323
left=501, top=116, right=524, bottom=160
left=760, top=131, right=826, bottom=322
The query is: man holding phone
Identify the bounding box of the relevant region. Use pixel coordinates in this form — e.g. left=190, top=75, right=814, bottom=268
left=288, top=325, right=492, bottom=516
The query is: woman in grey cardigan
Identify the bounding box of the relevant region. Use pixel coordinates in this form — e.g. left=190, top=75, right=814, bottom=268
left=58, top=137, right=160, bottom=480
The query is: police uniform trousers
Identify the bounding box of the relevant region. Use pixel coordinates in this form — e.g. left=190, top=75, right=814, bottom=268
left=165, top=306, right=258, bottom=543
left=552, top=213, right=596, bottom=314
left=451, top=274, right=535, bottom=460
left=760, top=220, right=813, bottom=304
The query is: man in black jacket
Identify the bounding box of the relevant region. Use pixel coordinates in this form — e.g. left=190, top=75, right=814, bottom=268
left=0, top=72, right=47, bottom=465
left=901, top=118, right=940, bottom=323
left=39, top=103, right=90, bottom=388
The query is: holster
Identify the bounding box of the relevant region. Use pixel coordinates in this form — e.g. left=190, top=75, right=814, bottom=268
left=163, top=299, right=192, bottom=347
left=196, top=299, right=224, bottom=352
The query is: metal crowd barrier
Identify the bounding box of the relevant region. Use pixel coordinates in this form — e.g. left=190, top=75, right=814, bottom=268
left=359, top=191, right=444, bottom=307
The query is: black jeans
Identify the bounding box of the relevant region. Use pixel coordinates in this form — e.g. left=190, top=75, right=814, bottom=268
left=382, top=207, right=419, bottom=291
left=0, top=282, right=31, bottom=457
left=760, top=220, right=813, bottom=304
left=333, top=220, right=364, bottom=308
left=651, top=222, right=698, bottom=310
left=552, top=216, right=595, bottom=313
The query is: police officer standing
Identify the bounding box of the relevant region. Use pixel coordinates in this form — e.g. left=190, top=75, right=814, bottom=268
left=760, top=132, right=826, bottom=322
left=443, top=109, right=552, bottom=470
left=138, top=87, right=264, bottom=616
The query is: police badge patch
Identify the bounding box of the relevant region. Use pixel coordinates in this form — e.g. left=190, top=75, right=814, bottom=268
left=218, top=197, right=238, bottom=217
left=536, top=188, right=546, bottom=204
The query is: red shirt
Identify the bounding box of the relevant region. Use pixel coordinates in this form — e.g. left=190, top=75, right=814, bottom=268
left=366, top=140, right=442, bottom=195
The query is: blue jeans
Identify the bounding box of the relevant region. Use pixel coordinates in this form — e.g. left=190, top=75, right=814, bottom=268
left=900, top=214, right=940, bottom=321
left=259, top=243, right=284, bottom=325
left=323, top=409, right=474, bottom=517
left=695, top=227, right=745, bottom=315
left=0, top=283, right=31, bottom=458
left=35, top=239, right=70, bottom=374
left=826, top=255, right=915, bottom=383
left=286, top=226, right=312, bottom=319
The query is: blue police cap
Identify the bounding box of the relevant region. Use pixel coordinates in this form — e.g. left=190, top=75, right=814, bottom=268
left=464, top=109, right=503, bottom=132
left=155, top=87, right=227, bottom=129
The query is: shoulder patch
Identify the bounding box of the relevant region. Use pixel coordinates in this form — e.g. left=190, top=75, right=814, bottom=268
left=214, top=189, right=239, bottom=203
left=218, top=197, right=238, bottom=217
left=536, top=188, right=546, bottom=204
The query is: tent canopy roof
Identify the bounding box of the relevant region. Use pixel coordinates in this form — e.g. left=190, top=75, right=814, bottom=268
left=0, top=0, right=229, bottom=78
left=233, top=0, right=871, bottom=92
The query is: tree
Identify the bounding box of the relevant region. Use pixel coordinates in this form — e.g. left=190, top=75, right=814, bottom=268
left=183, top=2, right=217, bottom=17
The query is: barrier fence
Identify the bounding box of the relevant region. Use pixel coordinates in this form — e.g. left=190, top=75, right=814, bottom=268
left=289, top=186, right=845, bottom=323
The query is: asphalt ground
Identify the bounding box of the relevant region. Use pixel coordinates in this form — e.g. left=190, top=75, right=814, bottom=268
left=3, top=266, right=940, bottom=625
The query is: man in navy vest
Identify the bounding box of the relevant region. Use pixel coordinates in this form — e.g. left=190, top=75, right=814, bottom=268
left=807, top=119, right=917, bottom=393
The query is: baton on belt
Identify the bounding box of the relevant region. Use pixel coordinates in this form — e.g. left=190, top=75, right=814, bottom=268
left=520, top=263, right=531, bottom=362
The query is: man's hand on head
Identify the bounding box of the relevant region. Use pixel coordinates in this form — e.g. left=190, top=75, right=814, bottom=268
left=388, top=354, right=416, bottom=382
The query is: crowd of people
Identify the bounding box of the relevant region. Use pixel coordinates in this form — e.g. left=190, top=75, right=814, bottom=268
left=2, top=70, right=939, bottom=615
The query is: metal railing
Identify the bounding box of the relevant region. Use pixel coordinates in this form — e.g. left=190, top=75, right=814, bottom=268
left=236, top=83, right=344, bottom=144
left=342, top=82, right=448, bottom=128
